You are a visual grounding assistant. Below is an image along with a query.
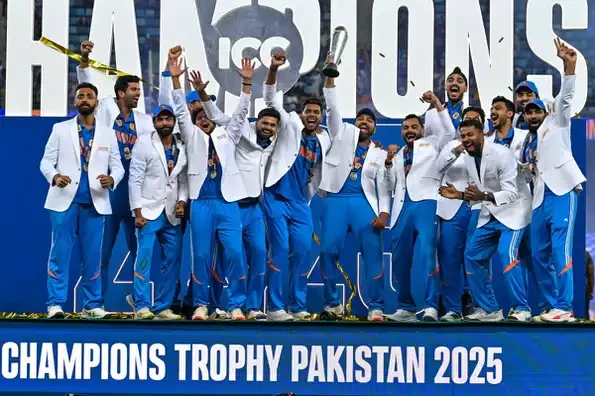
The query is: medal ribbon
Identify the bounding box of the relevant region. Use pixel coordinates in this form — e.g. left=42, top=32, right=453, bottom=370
left=114, top=117, right=137, bottom=160
left=166, top=140, right=180, bottom=175
left=403, top=146, right=413, bottom=176
left=78, top=122, right=95, bottom=171
left=208, top=139, right=219, bottom=178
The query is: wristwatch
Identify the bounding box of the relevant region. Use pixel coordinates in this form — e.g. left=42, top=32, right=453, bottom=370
left=482, top=192, right=489, bottom=201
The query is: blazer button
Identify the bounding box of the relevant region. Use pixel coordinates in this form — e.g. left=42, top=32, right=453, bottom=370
left=78, top=168, right=81, bottom=171
left=400, top=199, right=404, bottom=202
left=75, top=182, right=79, bottom=185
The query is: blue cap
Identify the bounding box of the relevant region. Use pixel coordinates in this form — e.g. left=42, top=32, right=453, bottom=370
left=356, top=107, right=377, bottom=123
left=152, top=104, right=175, bottom=118
left=523, top=99, right=546, bottom=112
left=186, top=90, right=217, bottom=104
left=514, top=81, right=540, bottom=97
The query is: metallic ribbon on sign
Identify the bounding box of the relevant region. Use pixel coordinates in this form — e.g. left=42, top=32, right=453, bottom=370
left=39, top=36, right=159, bottom=90
left=312, top=233, right=358, bottom=321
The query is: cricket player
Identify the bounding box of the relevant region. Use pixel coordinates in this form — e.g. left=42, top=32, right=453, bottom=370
left=513, top=80, right=540, bottom=130
left=200, top=90, right=282, bottom=321
left=385, top=91, right=455, bottom=322
left=40, top=82, right=124, bottom=319
left=318, top=67, right=390, bottom=322
left=128, top=104, right=188, bottom=320
left=263, top=51, right=331, bottom=321
left=439, top=119, right=530, bottom=322
left=435, top=107, right=486, bottom=321
left=170, top=56, right=254, bottom=321
left=76, top=41, right=154, bottom=306
left=520, top=38, right=586, bottom=323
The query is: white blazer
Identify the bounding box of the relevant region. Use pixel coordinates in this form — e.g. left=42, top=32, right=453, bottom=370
left=436, top=140, right=470, bottom=220
left=201, top=101, right=277, bottom=199
left=172, top=89, right=249, bottom=202
left=386, top=109, right=455, bottom=229
left=521, top=75, right=586, bottom=209
left=40, top=117, right=124, bottom=215
left=263, top=82, right=331, bottom=202
left=319, top=86, right=390, bottom=215
left=128, top=132, right=188, bottom=226
left=76, top=66, right=153, bottom=139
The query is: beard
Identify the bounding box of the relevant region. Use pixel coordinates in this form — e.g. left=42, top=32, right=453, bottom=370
left=156, top=127, right=173, bottom=137
left=78, top=105, right=95, bottom=116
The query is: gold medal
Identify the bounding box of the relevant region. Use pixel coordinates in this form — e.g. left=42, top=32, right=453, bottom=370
left=130, top=122, right=135, bottom=131
left=349, top=172, right=357, bottom=180
left=354, top=163, right=362, bottom=170
left=116, top=119, right=123, bottom=127
left=89, top=139, right=93, bottom=147
left=124, top=147, right=131, bottom=160
left=453, top=112, right=460, bottom=119
left=210, top=170, right=217, bottom=179
left=83, top=164, right=88, bottom=172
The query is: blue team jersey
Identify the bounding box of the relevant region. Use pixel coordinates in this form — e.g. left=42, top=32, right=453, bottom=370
left=113, top=112, right=137, bottom=173
left=474, top=156, right=482, bottom=181
left=164, top=140, right=180, bottom=175
left=333, top=144, right=369, bottom=196
left=73, top=119, right=95, bottom=205
left=270, top=134, right=321, bottom=202
left=199, top=137, right=223, bottom=199
left=494, top=127, right=514, bottom=148
left=447, top=101, right=464, bottom=130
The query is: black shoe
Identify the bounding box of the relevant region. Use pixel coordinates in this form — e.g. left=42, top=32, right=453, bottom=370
left=462, top=291, right=474, bottom=317
left=438, top=295, right=446, bottom=318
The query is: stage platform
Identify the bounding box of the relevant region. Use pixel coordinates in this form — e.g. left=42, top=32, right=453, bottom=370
left=0, top=318, right=593, bottom=395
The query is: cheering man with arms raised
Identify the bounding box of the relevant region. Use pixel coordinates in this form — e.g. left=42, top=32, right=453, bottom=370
left=318, top=57, right=389, bottom=321
left=521, top=38, right=586, bottom=323
left=263, top=51, right=331, bottom=321
left=41, top=83, right=124, bottom=319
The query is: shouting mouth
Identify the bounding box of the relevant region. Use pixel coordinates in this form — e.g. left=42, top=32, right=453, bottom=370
left=463, top=141, right=475, bottom=152
left=405, top=132, right=417, bottom=142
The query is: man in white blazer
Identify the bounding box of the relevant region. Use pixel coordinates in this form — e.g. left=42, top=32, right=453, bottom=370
left=385, top=91, right=455, bottom=322
left=40, top=82, right=124, bottom=319
left=262, top=52, right=331, bottom=321
left=128, top=104, right=188, bottom=321
left=435, top=107, right=486, bottom=321
left=318, top=72, right=390, bottom=322
left=77, top=41, right=154, bottom=306
left=198, top=89, right=281, bottom=321
left=439, top=119, right=530, bottom=322
left=520, top=39, right=586, bottom=323
left=169, top=57, right=254, bottom=321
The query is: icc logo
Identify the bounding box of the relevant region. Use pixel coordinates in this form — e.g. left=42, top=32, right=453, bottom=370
left=203, top=1, right=310, bottom=99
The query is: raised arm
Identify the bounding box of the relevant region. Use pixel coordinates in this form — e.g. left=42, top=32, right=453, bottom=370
left=169, top=53, right=196, bottom=143
left=108, top=129, right=124, bottom=190
left=202, top=99, right=231, bottom=126
left=553, top=38, right=577, bottom=128
left=178, top=164, right=189, bottom=204
left=322, top=52, right=344, bottom=141
left=264, top=51, right=291, bottom=126
left=224, top=58, right=254, bottom=144
left=40, top=124, right=60, bottom=185
left=423, top=91, right=455, bottom=151
left=128, top=138, right=147, bottom=212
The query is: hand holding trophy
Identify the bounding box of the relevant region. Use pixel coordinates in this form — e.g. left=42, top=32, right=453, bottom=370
left=322, top=26, right=348, bottom=78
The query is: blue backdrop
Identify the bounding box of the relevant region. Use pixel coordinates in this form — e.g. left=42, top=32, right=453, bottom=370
left=0, top=117, right=587, bottom=317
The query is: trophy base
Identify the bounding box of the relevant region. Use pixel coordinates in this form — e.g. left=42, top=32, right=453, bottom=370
left=322, top=64, right=340, bottom=78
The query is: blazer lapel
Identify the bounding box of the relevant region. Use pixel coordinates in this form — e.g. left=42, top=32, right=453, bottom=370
left=152, top=132, right=169, bottom=176
left=464, top=154, right=480, bottom=185
left=169, top=135, right=186, bottom=180
left=69, top=118, right=81, bottom=160
left=479, top=145, right=489, bottom=184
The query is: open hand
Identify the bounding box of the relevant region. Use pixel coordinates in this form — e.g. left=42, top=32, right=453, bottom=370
left=237, top=57, right=255, bottom=81
left=188, top=70, right=209, bottom=93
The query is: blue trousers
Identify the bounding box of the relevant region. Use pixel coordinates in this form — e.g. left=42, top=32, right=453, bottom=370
left=465, top=217, right=529, bottom=312
left=263, top=190, right=312, bottom=313
left=101, top=187, right=137, bottom=303
left=320, top=195, right=384, bottom=311
left=391, top=197, right=439, bottom=311
left=133, top=212, right=183, bottom=314
left=210, top=202, right=268, bottom=312
left=47, top=204, right=104, bottom=309
left=439, top=204, right=472, bottom=313
left=531, top=187, right=578, bottom=311
left=190, top=198, right=246, bottom=310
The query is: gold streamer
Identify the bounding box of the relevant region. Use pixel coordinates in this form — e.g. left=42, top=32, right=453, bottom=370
left=39, top=36, right=159, bottom=90
left=312, top=232, right=358, bottom=321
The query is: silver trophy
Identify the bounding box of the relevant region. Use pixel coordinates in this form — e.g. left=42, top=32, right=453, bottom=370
left=323, top=26, right=348, bottom=78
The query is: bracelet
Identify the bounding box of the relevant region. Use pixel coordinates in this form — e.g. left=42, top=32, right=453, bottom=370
left=459, top=192, right=464, bottom=200
left=242, top=82, right=252, bottom=86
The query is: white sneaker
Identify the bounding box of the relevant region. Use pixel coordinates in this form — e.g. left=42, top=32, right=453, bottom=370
left=464, top=308, right=504, bottom=322
left=81, top=307, right=108, bottom=319
left=422, top=307, right=438, bottom=322
left=290, top=311, right=311, bottom=320
left=531, top=308, right=552, bottom=322
left=230, top=308, right=246, bottom=321
left=507, top=309, right=532, bottom=322
left=386, top=309, right=418, bottom=323
left=192, top=305, right=209, bottom=321
left=47, top=305, right=64, bottom=319
left=209, top=308, right=231, bottom=320
left=154, top=309, right=182, bottom=320
left=440, top=311, right=463, bottom=322
left=268, top=310, right=294, bottom=321
left=324, top=304, right=344, bottom=317
left=367, top=309, right=384, bottom=322
left=125, top=294, right=136, bottom=313
left=540, top=308, right=575, bottom=323
left=134, top=307, right=155, bottom=320
left=247, top=310, right=267, bottom=320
